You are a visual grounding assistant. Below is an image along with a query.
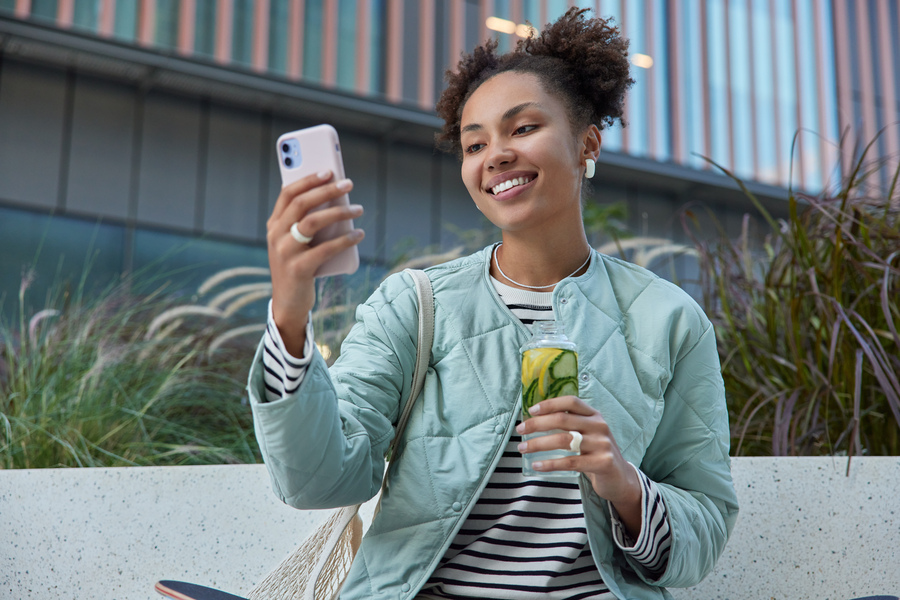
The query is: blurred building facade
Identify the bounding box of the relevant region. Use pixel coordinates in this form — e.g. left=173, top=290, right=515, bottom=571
left=1, top=0, right=898, bottom=296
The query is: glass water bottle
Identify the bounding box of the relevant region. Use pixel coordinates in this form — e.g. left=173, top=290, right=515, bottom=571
left=520, top=321, right=579, bottom=478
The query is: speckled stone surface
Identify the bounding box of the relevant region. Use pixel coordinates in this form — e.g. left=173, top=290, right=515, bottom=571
left=671, top=457, right=900, bottom=600
left=2, top=459, right=898, bottom=600
left=0, top=465, right=379, bottom=600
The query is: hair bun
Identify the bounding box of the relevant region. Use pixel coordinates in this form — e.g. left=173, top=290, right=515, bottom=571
left=521, top=8, right=632, bottom=117
left=436, top=7, right=633, bottom=156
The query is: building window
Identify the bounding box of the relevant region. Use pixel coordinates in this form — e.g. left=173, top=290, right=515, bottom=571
left=267, top=0, right=290, bottom=75
left=73, top=0, right=99, bottom=32
left=156, top=0, right=180, bottom=51
left=194, top=0, right=216, bottom=59
left=232, top=0, right=254, bottom=67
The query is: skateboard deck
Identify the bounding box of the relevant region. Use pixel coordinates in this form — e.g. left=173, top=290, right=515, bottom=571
left=155, top=580, right=248, bottom=600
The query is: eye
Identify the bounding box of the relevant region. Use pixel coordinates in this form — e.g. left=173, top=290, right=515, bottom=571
left=514, top=124, right=537, bottom=135
left=464, top=142, right=485, bottom=154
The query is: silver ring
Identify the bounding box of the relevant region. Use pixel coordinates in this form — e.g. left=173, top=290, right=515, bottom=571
left=568, top=431, right=583, bottom=454
left=290, top=222, right=313, bottom=244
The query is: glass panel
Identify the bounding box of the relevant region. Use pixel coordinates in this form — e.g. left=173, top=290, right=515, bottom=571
left=432, top=0, right=446, bottom=101
left=523, top=0, right=540, bottom=29
left=73, top=0, right=99, bottom=31
left=267, top=0, right=290, bottom=75
left=795, top=0, right=822, bottom=191
left=597, top=0, right=622, bottom=152
left=751, top=0, right=779, bottom=185
left=817, top=0, right=841, bottom=190
left=493, top=0, right=512, bottom=55
left=464, top=0, right=479, bottom=57
left=729, top=0, right=753, bottom=180
left=336, top=0, right=357, bottom=90
left=194, top=0, right=216, bottom=59
left=0, top=207, right=125, bottom=319
left=842, top=1, right=865, bottom=175
left=893, top=2, right=900, bottom=133
left=304, top=0, right=324, bottom=82
left=0, top=0, right=15, bottom=14
left=30, top=0, right=58, bottom=21
left=0, top=205, right=276, bottom=323
left=132, top=229, right=270, bottom=319
left=547, top=0, right=568, bottom=22
left=370, top=0, right=386, bottom=95
left=400, top=0, right=419, bottom=102
left=706, top=0, right=731, bottom=170
left=866, top=0, right=889, bottom=190
left=113, top=0, right=138, bottom=41
left=774, top=0, right=797, bottom=189
left=624, top=0, right=648, bottom=158
left=231, top=0, right=254, bottom=67
left=155, top=0, right=179, bottom=50
left=651, top=0, right=670, bottom=163
left=682, top=0, right=705, bottom=170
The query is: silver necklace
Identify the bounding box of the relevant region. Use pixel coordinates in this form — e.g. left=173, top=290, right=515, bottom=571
left=492, top=243, right=592, bottom=290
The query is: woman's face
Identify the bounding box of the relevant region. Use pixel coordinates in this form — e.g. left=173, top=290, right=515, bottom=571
left=459, top=71, right=597, bottom=236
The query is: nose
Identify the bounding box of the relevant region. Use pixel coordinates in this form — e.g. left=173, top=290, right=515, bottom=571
left=485, top=143, right=515, bottom=171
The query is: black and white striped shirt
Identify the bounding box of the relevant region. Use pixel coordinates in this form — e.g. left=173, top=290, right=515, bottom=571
left=261, top=276, right=671, bottom=599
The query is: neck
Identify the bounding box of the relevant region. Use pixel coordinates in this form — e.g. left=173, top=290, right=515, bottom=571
left=491, top=233, right=592, bottom=291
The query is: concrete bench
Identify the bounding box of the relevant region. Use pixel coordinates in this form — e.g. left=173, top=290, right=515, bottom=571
left=2, top=457, right=898, bottom=599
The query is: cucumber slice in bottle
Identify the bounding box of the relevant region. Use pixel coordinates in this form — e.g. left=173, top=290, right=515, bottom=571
left=549, top=350, right=578, bottom=380
left=547, top=377, right=579, bottom=398
left=523, top=349, right=578, bottom=414
left=522, top=379, right=538, bottom=412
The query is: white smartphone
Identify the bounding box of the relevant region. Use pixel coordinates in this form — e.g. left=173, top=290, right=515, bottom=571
left=276, top=124, right=360, bottom=277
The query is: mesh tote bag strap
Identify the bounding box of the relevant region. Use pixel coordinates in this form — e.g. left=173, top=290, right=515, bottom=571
left=248, top=269, right=434, bottom=600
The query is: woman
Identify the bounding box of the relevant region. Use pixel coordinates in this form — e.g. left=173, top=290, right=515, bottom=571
left=250, top=8, right=738, bottom=599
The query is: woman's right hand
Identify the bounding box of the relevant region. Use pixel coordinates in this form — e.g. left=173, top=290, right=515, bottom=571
left=266, top=170, right=365, bottom=356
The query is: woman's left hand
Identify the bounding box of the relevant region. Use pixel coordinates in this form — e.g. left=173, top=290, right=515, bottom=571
left=516, top=395, right=643, bottom=535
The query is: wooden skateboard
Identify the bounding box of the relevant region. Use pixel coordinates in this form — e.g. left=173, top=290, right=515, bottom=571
left=155, top=580, right=248, bottom=600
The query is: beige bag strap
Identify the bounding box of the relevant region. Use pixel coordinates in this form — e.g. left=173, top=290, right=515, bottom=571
left=377, top=269, right=434, bottom=491
left=392, top=268, right=435, bottom=458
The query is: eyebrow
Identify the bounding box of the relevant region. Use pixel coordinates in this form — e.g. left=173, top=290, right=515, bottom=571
left=460, top=102, right=542, bottom=134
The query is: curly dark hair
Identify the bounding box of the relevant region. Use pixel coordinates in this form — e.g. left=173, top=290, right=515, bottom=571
left=435, top=7, right=633, bottom=157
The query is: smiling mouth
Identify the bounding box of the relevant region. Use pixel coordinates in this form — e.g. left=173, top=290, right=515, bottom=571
left=489, top=175, right=535, bottom=195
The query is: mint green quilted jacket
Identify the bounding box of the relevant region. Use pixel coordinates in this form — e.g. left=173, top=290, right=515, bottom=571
left=248, top=245, right=739, bottom=599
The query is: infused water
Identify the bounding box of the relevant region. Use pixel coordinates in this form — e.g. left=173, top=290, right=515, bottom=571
left=521, top=321, right=579, bottom=478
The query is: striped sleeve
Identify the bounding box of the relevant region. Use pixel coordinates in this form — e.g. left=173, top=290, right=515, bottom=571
left=261, top=301, right=315, bottom=403
left=608, top=464, right=672, bottom=578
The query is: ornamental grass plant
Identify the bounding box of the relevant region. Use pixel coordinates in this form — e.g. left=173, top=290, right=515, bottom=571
left=688, top=143, right=900, bottom=458
left=0, top=264, right=265, bottom=468
left=0, top=245, right=466, bottom=469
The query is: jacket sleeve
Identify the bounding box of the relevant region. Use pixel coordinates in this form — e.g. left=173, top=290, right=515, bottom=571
left=636, top=324, right=739, bottom=588
left=247, top=275, right=419, bottom=510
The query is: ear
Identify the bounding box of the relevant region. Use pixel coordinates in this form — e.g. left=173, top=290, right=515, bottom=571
left=580, top=124, right=602, bottom=162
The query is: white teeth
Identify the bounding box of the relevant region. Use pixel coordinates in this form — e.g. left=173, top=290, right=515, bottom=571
left=491, top=176, right=532, bottom=195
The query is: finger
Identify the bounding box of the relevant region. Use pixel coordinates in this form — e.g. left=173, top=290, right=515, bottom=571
left=527, top=395, right=594, bottom=418
left=528, top=454, right=583, bottom=474
left=294, top=203, right=364, bottom=242
left=270, top=170, right=333, bottom=221
left=296, top=227, right=366, bottom=270
left=517, top=430, right=575, bottom=455
left=517, top=411, right=601, bottom=437
left=279, top=179, right=354, bottom=230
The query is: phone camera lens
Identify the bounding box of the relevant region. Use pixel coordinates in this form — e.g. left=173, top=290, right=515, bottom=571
left=284, top=157, right=293, bottom=167
left=282, top=143, right=291, bottom=153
